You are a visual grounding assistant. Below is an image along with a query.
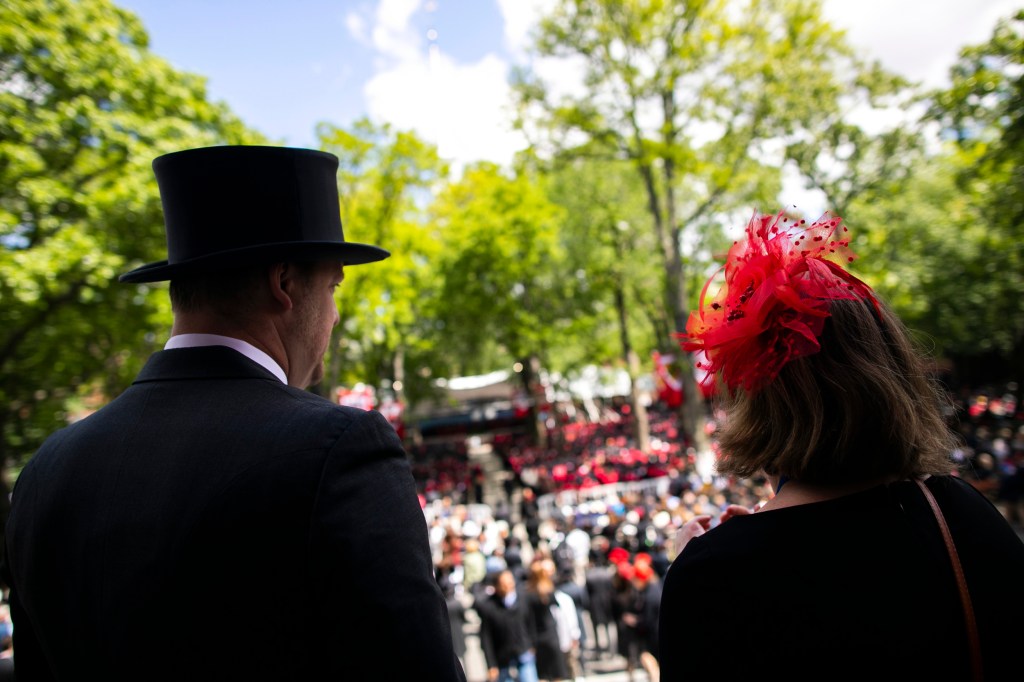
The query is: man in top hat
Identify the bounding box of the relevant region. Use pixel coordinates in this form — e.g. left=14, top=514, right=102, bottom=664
left=2, top=146, right=466, bottom=680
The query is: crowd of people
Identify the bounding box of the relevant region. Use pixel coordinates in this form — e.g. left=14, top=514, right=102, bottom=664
left=497, top=408, right=683, bottom=495
left=409, top=402, right=689, bottom=508
left=953, top=385, right=1024, bottom=523
left=412, top=397, right=765, bottom=680
left=405, top=376, right=1023, bottom=680
left=428, top=496, right=675, bottom=681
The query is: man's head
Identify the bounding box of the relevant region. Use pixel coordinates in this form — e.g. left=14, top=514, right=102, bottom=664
left=276, top=260, right=344, bottom=388
left=124, top=145, right=391, bottom=389
left=495, top=570, right=516, bottom=598
left=170, top=259, right=343, bottom=389
left=169, top=265, right=270, bottom=318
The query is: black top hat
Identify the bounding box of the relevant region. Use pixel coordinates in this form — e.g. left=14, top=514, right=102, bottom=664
left=119, top=145, right=389, bottom=283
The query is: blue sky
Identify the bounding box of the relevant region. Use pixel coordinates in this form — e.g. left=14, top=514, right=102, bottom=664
left=118, top=0, right=522, bottom=155
left=116, top=0, right=1022, bottom=176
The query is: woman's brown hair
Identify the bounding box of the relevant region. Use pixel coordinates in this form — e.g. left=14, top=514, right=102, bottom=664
left=527, top=561, right=555, bottom=603
left=715, top=298, right=955, bottom=485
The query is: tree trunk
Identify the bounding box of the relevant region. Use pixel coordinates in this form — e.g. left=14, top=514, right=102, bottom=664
left=660, top=85, right=708, bottom=456
left=518, top=354, right=547, bottom=448
left=614, top=283, right=650, bottom=454
left=636, top=160, right=708, bottom=455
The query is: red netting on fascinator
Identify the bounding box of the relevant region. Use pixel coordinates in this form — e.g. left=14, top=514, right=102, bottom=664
left=680, top=210, right=879, bottom=394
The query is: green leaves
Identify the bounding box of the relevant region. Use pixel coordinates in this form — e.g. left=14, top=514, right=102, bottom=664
left=317, top=119, right=448, bottom=401
left=429, top=163, right=567, bottom=373
left=1, top=0, right=262, bottom=465
left=879, top=10, right=1024, bottom=364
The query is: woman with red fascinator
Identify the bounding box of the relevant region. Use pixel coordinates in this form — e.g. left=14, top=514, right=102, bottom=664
left=658, top=211, right=1024, bottom=681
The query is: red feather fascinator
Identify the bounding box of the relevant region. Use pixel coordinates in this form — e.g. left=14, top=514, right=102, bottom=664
left=681, top=210, right=879, bottom=394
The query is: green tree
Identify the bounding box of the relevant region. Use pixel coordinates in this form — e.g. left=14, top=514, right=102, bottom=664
left=784, top=60, right=921, bottom=218
left=513, top=0, right=888, bottom=445
left=931, top=11, right=1024, bottom=365
left=317, top=119, right=448, bottom=405
left=847, top=156, right=995, bottom=351
left=545, top=156, right=664, bottom=451
left=426, top=162, right=568, bottom=430
left=0, top=0, right=261, bottom=473
left=850, top=11, right=1024, bottom=376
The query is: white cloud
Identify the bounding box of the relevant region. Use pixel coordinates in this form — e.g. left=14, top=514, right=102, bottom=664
left=377, top=0, right=421, bottom=31
left=496, top=0, right=556, bottom=54
left=365, top=51, right=527, bottom=173
left=361, top=0, right=540, bottom=172
left=822, top=0, right=1021, bottom=88
left=345, top=11, right=370, bottom=45
left=370, top=0, right=424, bottom=64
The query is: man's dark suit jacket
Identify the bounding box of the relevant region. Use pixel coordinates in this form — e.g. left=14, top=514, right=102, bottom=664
left=476, top=592, right=534, bottom=671
left=4, top=346, right=465, bottom=680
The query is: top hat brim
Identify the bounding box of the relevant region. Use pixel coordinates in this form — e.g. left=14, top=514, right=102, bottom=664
left=118, top=240, right=390, bottom=283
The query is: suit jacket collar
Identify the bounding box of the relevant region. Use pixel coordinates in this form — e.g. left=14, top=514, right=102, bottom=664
left=134, top=346, right=282, bottom=384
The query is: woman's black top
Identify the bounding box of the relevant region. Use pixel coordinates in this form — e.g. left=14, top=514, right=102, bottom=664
left=659, top=476, right=1024, bottom=680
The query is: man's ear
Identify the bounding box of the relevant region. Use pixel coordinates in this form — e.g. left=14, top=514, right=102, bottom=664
left=266, top=262, right=296, bottom=312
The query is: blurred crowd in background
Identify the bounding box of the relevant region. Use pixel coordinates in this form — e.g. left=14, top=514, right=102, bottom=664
left=407, top=383, right=1023, bottom=680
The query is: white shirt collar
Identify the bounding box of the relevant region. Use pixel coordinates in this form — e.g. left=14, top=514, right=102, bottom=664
left=164, top=333, right=287, bottom=384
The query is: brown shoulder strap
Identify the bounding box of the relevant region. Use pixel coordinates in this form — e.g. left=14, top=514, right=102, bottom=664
left=915, top=478, right=983, bottom=682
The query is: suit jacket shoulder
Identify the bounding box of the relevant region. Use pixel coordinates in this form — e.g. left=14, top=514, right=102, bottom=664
left=6, top=346, right=465, bottom=681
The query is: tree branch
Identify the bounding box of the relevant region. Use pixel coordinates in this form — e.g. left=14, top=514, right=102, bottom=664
left=0, top=279, right=86, bottom=373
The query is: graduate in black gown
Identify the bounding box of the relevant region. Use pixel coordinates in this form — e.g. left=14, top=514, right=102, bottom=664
left=525, top=561, right=571, bottom=682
